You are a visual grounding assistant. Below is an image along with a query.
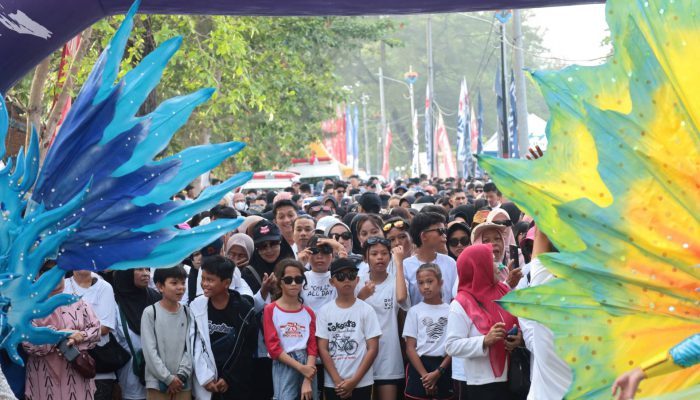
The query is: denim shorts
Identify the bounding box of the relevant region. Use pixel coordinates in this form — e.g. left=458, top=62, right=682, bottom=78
left=272, top=349, right=319, bottom=400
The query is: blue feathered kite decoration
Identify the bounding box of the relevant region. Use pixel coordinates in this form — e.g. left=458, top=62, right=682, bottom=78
left=0, top=0, right=251, bottom=363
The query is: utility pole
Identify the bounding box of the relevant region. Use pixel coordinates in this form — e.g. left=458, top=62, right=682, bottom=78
left=498, top=20, right=509, bottom=159
left=361, top=93, right=370, bottom=174
left=426, top=15, right=436, bottom=175
left=512, top=10, right=530, bottom=157
left=378, top=66, right=387, bottom=176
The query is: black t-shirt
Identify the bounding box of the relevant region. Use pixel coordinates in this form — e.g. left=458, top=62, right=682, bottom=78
left=208, top=296, right=241, bottom=344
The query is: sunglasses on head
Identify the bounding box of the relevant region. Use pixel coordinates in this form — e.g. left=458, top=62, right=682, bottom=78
left=333, top=270, right=358, bottom=282
left=366, top=236, right=391, bottom=247
left=492, top=220, right=513, bottom=227
left=309, top=246, right=333, bottom=255
left=424, top=227, right=447, bottom=236
left=382, top=220, right=406, bottom=232
left=309, top=205, right=332, bottom=213
left=281, top=275, right=305, bottom=285
left=448, top=237, right=470, bottom=247
left=258, top=241, right=280, bottom=251
left=332, top=231, right=352, bottom=241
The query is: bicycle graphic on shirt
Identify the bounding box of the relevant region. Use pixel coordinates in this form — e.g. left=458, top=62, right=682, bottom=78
left=328, top=333, right=359, bottom=357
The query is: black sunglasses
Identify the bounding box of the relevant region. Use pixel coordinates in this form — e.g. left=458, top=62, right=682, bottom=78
left=366, top=236, right=391, bottom=247
left=332, top=231, right=352, bottom=241
left=333, top=270, right=358, bottom=282
left=424, top=227, right=447, bottom=236
left=309, top=246, right=333, bottom=255
left=475, top=188, right=484, bottom=193
left=448, top=237, right=470, bottom=247
left=281, top=276, right=305, bottom=285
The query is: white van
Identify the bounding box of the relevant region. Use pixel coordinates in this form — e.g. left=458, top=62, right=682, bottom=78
left=238, top=171, right=299, bottom=192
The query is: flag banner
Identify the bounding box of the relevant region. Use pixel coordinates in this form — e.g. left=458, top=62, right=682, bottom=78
left=456, top=78, right=469, bottom=178
left=476, top=91, right=485, bottom=178
left=424, top=82, right=433, bottom=175
left=49, top=34, right=82, bottom=148
left=382, top=124, right=393, bottom=178
left=345, top=105, right=354, bottom=168
left=508, top=71, right=519, bottom=158
left=435, top=112, right=457, bottom=178
left=411, top=108, right=420, bottom=177
left=320, top=106, right=346, bottom=163
left=352, top=105, right=359, bottom=171
left=494, top=64, right=507, bottom=158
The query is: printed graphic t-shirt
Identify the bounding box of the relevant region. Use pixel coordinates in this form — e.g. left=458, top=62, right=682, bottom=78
left=403, top=301, right=450, bottom=357
left=316, top=299, right=382, bottom=388
left=302, top=270, right=336, bottom=313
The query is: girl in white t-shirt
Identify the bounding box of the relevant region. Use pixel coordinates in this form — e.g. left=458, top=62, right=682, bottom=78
left=403, top=263, right=454, bottom=400
left=357, top=237, right=409, bottom=400
left=264, top=259, right=319, bottom=400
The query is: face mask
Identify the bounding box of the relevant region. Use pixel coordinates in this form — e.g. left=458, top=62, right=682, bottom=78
left=235, top=201, right=247, bottom=211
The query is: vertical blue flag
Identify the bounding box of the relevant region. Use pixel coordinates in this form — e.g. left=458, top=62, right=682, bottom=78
left=494, top=64, right=506, bottom=158
left=353, top=105, right=359, bottom=171
left=508, top=71, right=519, bottom=158
left=456, top=78, right=469, bottom=178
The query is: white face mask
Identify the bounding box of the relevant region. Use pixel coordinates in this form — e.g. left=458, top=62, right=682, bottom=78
left=235, top=201, right=247, bottom=211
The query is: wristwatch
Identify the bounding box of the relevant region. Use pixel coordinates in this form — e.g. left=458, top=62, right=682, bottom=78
left=438, top=366, right=446, bottom=376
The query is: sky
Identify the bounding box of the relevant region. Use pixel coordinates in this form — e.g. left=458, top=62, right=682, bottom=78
left=526, top=4, right=611, bottom=66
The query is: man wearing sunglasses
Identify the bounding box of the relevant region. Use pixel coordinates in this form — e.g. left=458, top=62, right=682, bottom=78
left=403, top=212, right=457, bottom=305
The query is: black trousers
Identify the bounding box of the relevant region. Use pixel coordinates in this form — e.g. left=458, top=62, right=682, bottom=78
left=324, top=385, right=373, bottom=400
left=465, top=382, right=517, bottom=400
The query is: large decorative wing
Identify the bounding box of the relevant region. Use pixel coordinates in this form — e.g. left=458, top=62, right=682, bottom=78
left=479, top=0, right=700, bottom=398
left=0, top=0, right=250, bottom=363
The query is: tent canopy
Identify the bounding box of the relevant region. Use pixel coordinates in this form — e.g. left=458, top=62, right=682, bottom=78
left=0, top=0, right=602, bottom=93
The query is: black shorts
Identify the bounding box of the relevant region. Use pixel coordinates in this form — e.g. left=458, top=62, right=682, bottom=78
left=374, top=378, right=404, bottom=386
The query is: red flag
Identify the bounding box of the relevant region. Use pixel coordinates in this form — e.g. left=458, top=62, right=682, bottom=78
left=48, top=34, right=81, bottom=148
left=382, top=125, right=393, bottom=178
left=435, top=113, right=457, bottom=178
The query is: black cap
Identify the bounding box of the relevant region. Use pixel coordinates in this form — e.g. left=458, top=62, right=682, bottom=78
left=251, top=220, right=282, bottom=244
left=330, top=257, right=359, bottom=276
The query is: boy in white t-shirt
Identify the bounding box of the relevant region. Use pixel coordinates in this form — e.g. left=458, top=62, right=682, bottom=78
left=316, top=258, right=381, bottom=400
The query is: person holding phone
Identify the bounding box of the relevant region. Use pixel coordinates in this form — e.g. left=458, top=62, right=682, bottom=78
left=23, top=260, right=101, bottom=400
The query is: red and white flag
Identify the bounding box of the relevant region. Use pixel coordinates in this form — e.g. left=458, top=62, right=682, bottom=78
left=382, top=125, right=393, bottom=178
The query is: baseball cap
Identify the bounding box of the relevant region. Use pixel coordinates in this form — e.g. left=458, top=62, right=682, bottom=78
left=330, top=257, right=360, bottom=276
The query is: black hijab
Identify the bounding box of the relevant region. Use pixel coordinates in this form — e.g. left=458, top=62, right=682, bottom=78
left=113, top=270, right=161, bottom=335
left=249, top=237, right=295, bottom=280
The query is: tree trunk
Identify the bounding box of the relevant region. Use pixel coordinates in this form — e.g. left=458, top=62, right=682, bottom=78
left=26, top=57, right=51, bottom=148
left=43, top=27, right=94, bottom=160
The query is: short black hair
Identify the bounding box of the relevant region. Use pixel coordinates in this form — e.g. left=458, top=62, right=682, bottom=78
left=273, top=199, right=299, bottom=219
left=283, top=187, right=296, bottom=193
left=466, top=182, right=475, bottom=190
left=334, top=181, right=348, bottom=190
left=299, top=183, right=312, bottom=193
left=201, top=255, right=235, bottom=282
left=409, top=212, right=446, bottom=247
left=483, top=182, right=499, bottom=193
left=153, top=264, right=188, bottom=285
left=451, top=188, right=465, bottom=196
left=421, top=205, right=449, bottom=220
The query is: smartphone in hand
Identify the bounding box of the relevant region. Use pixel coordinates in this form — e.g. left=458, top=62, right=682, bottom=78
left=507, top=325, right=518, bottom=336
left=57, top=337, right=80, bottom=362
left=509, top=245, right=520, bottom=270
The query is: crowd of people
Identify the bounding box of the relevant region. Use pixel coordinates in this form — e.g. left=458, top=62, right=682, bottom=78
left=1, top=172, right=579, bottom=400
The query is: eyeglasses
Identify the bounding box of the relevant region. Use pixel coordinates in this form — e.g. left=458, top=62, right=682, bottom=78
left=448, top=237, right=470, bottom=247
left=366, top=237, right=391, bottom=247
left=333, top=270, right=358, bottom=282
left=281, top=276, right=305, bottom=285
left=424, top=227, right=447, bottom=236
left=332, top=231, right=352, bottom=241
left=258, top=241, right=281, bottom=251
left=382, top=220, right=406, bottom=232
left=309, top=246, right=333, bottom=255
left=336, top=189, right=346, bottom=194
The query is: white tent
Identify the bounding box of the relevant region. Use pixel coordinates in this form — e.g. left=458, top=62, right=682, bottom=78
left=483, top=113, right=548, bottom=155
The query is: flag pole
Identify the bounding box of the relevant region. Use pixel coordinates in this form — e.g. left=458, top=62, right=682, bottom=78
left=499, top=20, right=510, bottom=159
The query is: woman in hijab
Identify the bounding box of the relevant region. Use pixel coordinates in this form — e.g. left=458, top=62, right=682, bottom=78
left=446, top=221, right=471, bottom=260
left=23, top=261, right=101, bottom=400
left=113, top=269, right=161, bottom=400
left=449, top=204, right=476, bottom=227
left=445, top=244, right=524, bottom=400
left=247, top=220, right=294, bottom=293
